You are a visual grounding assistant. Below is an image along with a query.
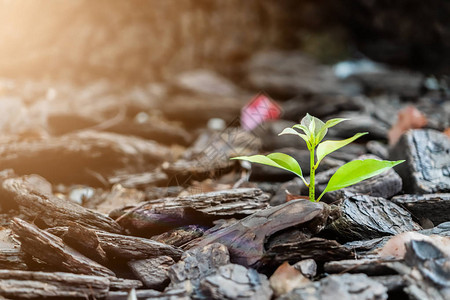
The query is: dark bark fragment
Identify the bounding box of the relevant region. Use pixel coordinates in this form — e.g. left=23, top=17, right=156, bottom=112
left=404, top=240, right=450, bottom=288
left=11, top=218, right=115, bottom=277
left=199, top=263, right=273, bottom=300
left=278, top=273, right=388, bottom=300
left=391, top=193, right=450, bottom=225
left=164, top=243, right=230, bottom=298
left=387, top=260, right=450, bottom=300
left=194, top=199, right=325, bottom=268
left=390, top=129, right=450, bottom=194
left=264, top=237, right=352, bottom=265
left=325, top=194, right=421, bottom=242
left=0, top=175, right=122, bottom=233
left=327, top=112, right=390, bottom=139
left=62, top=222, right=109, bottom=264
left=128, top=256, right=174, bottom=290
left=0, top=270, right=110, bottom=299
left=115, top=188, right=270, bottom=236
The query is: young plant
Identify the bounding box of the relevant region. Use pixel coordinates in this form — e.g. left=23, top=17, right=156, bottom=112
left=231, top=114, right=404, bottom=202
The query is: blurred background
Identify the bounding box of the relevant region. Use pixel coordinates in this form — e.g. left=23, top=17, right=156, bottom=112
left=0, top=0, right=449, bottom=83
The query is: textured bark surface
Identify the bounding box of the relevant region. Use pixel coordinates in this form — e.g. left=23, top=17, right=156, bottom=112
left=0, top=270, right=110, bottom=299
left=392, top=194, right=450, bottom=225
left=11, top=218, right=115, bottom=277
left=115, top=188, right=270, bottom=236
left=326, top=195, right=422, bottom=241
left=0, top=247, right=27, bottom=271
left=128, top=256, right=174, bottom=290
left=51, top=224, right=184, bottom=261
left=388, top=243, right=450, bottom=300
left=264, top=237, right=352, bottom=265
left=390, top=129, right=450, bottom=194
left=194, top=199, right=325, bottom=267
left=0, top=130, right=172, bottom=186
left=324, top=259, right=398, bottom=276
left=151, top=225, right=205, bottom=248
left=199, top=263, right=273, bottom=300
left=0, top=175, right=122, bottom=233
left=164, top=243, right=230, bottom=298
left=278, top=273, right=388, bottom=300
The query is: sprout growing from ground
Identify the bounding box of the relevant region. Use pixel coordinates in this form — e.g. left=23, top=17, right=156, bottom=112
left=232, top=114, right=404, bottom=202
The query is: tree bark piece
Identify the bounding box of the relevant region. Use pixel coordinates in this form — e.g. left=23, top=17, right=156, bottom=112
left=199, top=263, right=273, bottom=300
left=391, top=194, right=450, bottom=225
left=164, top=243, right=230, bottom=298
left=325, top=194, right=421, bottom=242
left=194, top=199, right=325, bottom=268
left=0, top=270, right=109, bottom=299
left=0, top=130, right=172, bottom=186
left=278, top=273, right=388, bottom=300
left=115, top=188, right=270, bottom=236
left=11, top=218, right=115, bottom=277
left=0, top=175, right=122, bottom=233
left=108, top=277, right=143, bottom=290
left=128, top=256, right=175, bottom=290
left=0, top=228, right=27, bottom=270
left=264, top=237, right=352, bottom=265
left=324, top=259, right=399, bottom=276
left=52, top=224, right=184, bottom=261
left=390, top=129, right=450, bottom=194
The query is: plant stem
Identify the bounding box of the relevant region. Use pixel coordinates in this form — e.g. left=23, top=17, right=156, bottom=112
left=309, top=147, right=315, bottom=202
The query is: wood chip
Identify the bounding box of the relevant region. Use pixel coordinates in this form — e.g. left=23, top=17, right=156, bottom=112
left=194, top=199, right=325, bottom=267
left=1, top=175, right=122, bottom=233
left=11, top=218, right=115, bottom=277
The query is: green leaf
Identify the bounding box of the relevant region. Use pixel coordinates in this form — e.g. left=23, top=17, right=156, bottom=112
left=323, top=118, right=348, bottom=129
left=318, top=159, right=404, bottom=200
left=279, top=128, right=311, bottom=149
left=292, top=124, right=310, bottom=136
left=316, top=132, right=368, bottom=165
left=267, top=153, right=303, bottom=177
left=315, top=118, right=348, bottom=144
left=301, top=113, right=313, bottom=128
left=231, top=153, right=303, bottom=178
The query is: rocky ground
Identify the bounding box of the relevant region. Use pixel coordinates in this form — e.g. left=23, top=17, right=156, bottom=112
left=0, top=51, right=449, bottom=299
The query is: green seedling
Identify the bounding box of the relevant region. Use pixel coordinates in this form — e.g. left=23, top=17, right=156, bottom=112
left=232, top=114, right=404, bottom=202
